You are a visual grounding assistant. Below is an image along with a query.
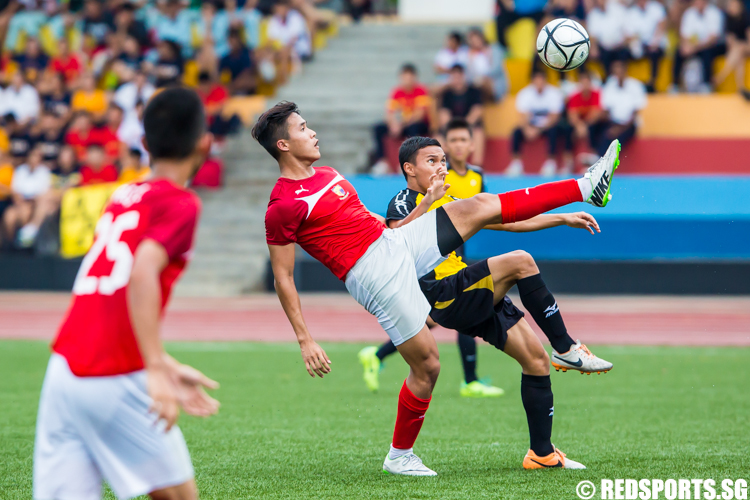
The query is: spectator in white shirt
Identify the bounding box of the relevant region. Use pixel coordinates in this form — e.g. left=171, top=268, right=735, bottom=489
left=434, top=31, right=469, bottom=84
left=268, top=0, right=312, bottom=61
left=466, top=27, right=508, bottom=102
left=113, top=71, right=155, bottom=117
left=587, top=0, right=630, bottom=76
left=506, top=70, right=567, bottom=177
left=3, top=146, right=51, bottom=247
left=594, top=60, right=646, bottom=156
left=672, top=0, right=725, bottom=91
left=1, top=72, right=41, bottom=126
left=627, top=0, right=668, bottom=92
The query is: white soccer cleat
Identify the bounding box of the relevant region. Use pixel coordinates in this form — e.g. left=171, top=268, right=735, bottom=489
left=583, top=139, right=620, bottom=207
left=383, top=453, right=437, bottom=476
left=552, top=340, right=613, bottom=374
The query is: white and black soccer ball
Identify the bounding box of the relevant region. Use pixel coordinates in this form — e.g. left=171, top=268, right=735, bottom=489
left=536, top=18, right=590, bottom=71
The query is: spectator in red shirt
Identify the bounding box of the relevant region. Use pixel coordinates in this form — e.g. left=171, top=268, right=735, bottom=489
left=64, top=112, right=97, bottom=161
left=369, top=63, right=431, bottom=174
left=196, top=71, right=241, bottom=141
left=50, top=39, right=84, bottom=85
left=95, top=103, right=126, bottom=163
left=79, top=144, right=118, bottom=186
left=565, top=70, right=605, bottom=163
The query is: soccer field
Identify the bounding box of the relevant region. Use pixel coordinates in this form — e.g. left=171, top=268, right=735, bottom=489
left=2, top=340, right=748, bottom=499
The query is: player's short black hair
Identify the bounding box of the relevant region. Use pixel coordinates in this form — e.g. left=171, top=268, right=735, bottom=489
left=532, top=68, right=547, bottom=79
left=398, top=136, right=442, bottom=179
left=401, top=63, right=418, bottom=75
left=445, top=117, right=472, bottom=138
left=252, top=100, right=300, bottom=160
left=143, top=87, right=206, bottom=160
left=450, top=64, right=465, bottom=73
left=448, top=31, right=464, bottom=45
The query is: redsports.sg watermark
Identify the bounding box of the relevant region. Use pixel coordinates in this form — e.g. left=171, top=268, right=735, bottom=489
left=576, top=479, right=748, bottom=500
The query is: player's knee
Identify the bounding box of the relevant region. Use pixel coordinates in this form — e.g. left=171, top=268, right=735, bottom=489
left=423, top=356, right=441, bottom=385
left=509, top=250, right=538, bottom=278
left=526, top=349, right=550, bottom=376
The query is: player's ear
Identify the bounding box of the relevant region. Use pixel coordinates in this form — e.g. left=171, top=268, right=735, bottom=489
left=403, top=162, right=415, bottom=177
left=197, top=133, right=213, bottom=159
left=276, top=138, right=290, bottom=154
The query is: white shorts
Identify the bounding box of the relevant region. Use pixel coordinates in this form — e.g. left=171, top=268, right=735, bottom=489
left=33, top=354, right=194, bottom=500
left=345, top=210, right=445, bottom=346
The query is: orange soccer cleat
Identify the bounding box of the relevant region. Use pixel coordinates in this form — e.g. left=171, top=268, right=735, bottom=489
left=523, top=446, right=586, bottom=469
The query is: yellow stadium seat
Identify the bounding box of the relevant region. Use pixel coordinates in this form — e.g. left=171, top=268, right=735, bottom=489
left=483, top=97, right=522, bottom=138
left=183, top=60, right=200, bottom=88
left=222, top=95, right=267, bottom=126
left=506, top=58, right=532, bottom=94
left=506, top=18, right=537, bottom=60
left=713, top=57, right=750, bottom=94
left=484, top=20, right=498, bottom=45
left=259, top=18, right=269, bottom=47
left=313, top=30, right=327, bottom=51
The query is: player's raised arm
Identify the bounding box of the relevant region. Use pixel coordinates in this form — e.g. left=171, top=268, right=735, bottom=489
left=484, top=212, right=600, bottom=235
left=268, top=243, right=332, bottom=378
left=129, top=239, right=219, bottom=429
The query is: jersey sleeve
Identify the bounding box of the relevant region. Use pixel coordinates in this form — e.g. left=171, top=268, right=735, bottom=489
left=265, top=198, right=305, bottom=246
left=143, top=194, right=200, bottom=260
left=386, top=190, right=416, bottom=222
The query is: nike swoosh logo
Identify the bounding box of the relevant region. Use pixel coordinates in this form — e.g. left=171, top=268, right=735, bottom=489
left=553, top=354, right=583, bottom=367
left=530, top=458, right=563, bottom=468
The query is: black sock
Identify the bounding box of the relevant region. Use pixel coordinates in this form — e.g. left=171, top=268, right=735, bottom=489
left=521, top=374, right=554, bottom=457
left=376, top=340, right=398, bottom=361
left=457, top=333, right=478, bottom=384
left=517, top=274, right=575, bottom=354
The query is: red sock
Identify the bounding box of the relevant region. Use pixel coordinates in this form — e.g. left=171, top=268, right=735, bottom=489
left=392, top=381, right=431, bottom=450
left=499, top=179, right=583, bottom=224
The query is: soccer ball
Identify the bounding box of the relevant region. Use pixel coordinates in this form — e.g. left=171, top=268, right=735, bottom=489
left=536, top=18, right=590, bottom=71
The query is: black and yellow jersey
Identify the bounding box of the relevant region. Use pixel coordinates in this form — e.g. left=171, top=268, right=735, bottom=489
left=445, top=162, right=485, bottom=200
left=386, top=188, right=467, bottom=280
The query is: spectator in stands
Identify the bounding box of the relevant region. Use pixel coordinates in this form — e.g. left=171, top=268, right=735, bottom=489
left=369, top=63, right=431, bottom=174
left=82, top=0, right=114, bottom=51
left=268, top=0, right=313, bottom=73
left=672, top=0, right=725, bottom=92
left=219, top=28, right=256, bottom=95
left=32, top=111, right=65, bottom=168
left=434, top=31, right=468, bottom=84
left=118, top=147, right=150, bottom=184
left=4, top=114, right=34, bottom=165
left=79, top=143, right=118, bottom=185
left=465, top=27, right=508, bottom=102
left=595, top=59, right=646, bottom=156
left=111, top=35, right=144, bottom=84
left=19, top=145, right=82, bottom=250
left=64, top=111, right=96, bottom=161
left=506, top=69, right=565, bottom=177
left=714, top=0, right=750, bottom=99
left=113, top=2, right=150, bottom=50
left=587, top=0, right=630, bottom=76
left=199, top=0, right=231, bottom=59
left=626, top=0, right=668, bottom=93
left=13, top=37, right=48, bottom=83
left=1, top=72, right=41, bottom=126
left=113, top=70, right=155, bottom=116
left=149, top=0, right=193, bottom=54
left=71, top=72, right=108, bottom=118
left=0, top=153, right=13, bottom=233
left=39, top=72, right=73, bottom=123
left=439, top=65, right=485, bottom=165
left=232, top=0, right=262, bottom=50
left=147, top=39, right=184, bottom=88
left=50, top=38, right=84, bottom=85
left=197, top=71, right=242, bottom=140
left=495, top=0, right=548, bottom=50
left=544, top=0, right=586, bottom=25
left=4, top=145, right=51, bottom=248
left=566, top=70, right=605, bottom=167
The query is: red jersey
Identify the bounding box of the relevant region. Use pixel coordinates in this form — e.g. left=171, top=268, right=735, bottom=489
left=80, top=164, right=119, bottom=185
left=53, top=179, right=201, bottom=377
left=567, top=89, right=602, bottom=121
left=265, top=166, right=384, bottom=280
left=388, top=85, right=430, bottom=122
left=51, top=55, right=83, bottom=83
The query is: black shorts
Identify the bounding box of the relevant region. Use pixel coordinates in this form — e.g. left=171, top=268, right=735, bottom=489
left=419, top=259, right=525, bottom=351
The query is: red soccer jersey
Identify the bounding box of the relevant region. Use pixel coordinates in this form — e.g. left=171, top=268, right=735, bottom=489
left=265, top=166, right=384, bottom=280
left=53, top=179, right=201, bottom=377
left=80, top=164, right=119, bottom=185
left=567, top=89, right=602, bottom=121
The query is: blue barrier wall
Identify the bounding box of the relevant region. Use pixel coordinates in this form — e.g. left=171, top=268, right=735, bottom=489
left=349, top=175, right=750, bottom=261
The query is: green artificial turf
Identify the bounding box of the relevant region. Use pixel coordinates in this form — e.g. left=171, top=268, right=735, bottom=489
left=1, top=340, right=748, bottom=499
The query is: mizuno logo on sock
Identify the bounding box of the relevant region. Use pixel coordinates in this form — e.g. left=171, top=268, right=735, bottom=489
left=544, top=302, right=559, bottom=317
left=549, top=406, right=554, bottom=416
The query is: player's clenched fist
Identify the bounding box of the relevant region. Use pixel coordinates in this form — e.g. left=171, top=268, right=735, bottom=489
left=299, top=339, right=332, bottom=378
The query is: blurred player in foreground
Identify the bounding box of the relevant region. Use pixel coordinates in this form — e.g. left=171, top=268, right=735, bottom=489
left=256, top=100, right=620, bottom=476
left=33, top=88, right=219, bottom=500
left=370, top=134, right=614, bottom=470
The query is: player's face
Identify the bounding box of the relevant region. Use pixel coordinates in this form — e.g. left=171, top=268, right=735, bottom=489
left=283, top=113, right=320, bottom=162
left=409, top=146, right=446, bottom=193
left=445, top=129, right=473, bottom=163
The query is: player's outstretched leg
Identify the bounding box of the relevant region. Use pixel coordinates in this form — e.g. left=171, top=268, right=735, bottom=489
left=502, top=319, right=586, bottom=470
left=489, top=251, right=613, bottom=374
left=382, top=326, right=439, bottom=476
left=442, top=139, right=620, bottom=244
left=358, top=342, right=397, bottom=392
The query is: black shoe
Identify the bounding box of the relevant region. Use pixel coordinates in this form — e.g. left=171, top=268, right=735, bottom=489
left=645, top=84, right=656, bottom=94
left=741, top=89, right=750, bottom=102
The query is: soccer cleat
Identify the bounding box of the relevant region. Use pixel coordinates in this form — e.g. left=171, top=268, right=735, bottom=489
left=383, top=453, right=438, bottom=476
left=583, top=139, right=620, bottom=207
left=358, top=346, right=381, bottom=392
left=551, top=340, right=613, bottom=374
left=460, top=380, right=505, bottom=398
left=523, top=446, right=586, bottom=469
